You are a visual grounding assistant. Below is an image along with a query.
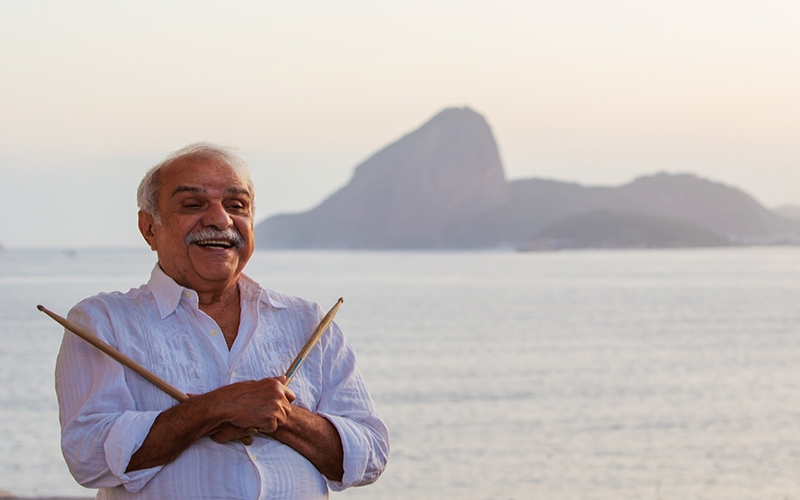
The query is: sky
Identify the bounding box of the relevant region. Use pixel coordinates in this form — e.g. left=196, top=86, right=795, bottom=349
left=1, top=0, right=799, bottom=248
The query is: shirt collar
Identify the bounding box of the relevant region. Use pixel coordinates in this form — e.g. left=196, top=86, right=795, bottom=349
left=236, top=271, right=288, bottom=311
left=147, top=264, right=287, bottom=320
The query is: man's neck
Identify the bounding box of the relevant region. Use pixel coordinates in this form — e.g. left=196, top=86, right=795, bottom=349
left=196, top=280, right=242, bottom=350
left=194, top=279, right=240, bottom=308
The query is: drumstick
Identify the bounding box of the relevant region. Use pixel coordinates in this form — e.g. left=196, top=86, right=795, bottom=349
left=285, top=297, right=344, bottom=384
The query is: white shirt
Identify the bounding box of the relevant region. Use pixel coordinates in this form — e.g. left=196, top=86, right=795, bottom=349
left=55, top=265, right=389, bottom=499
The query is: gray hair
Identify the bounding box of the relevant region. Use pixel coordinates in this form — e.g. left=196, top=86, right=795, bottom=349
left=137, top=143, right=255, bottom=223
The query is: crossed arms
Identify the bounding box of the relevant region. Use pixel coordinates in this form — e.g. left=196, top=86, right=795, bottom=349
left=126, top=376, right=344, bottom=481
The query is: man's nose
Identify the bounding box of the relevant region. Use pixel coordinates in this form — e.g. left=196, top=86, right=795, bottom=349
left=202, top=202, right=233, bottom=229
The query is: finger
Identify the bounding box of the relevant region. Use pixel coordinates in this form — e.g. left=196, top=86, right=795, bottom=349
left=283, top=386, right=296, bottom=403
left=210, top=428, right=238, bottom=443
left=211, top=433, right=254, bottom=445
left=264, top=376, right=295, bottom=402
left=210, top=424, right=256, bottom=443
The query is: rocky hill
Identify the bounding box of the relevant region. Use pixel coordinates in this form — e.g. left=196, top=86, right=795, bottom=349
left=256, top=107, right=509, bottom=248
left=255, top=107, right=800, bottom=249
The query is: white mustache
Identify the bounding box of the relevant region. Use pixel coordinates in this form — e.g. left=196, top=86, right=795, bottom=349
left=185, top=227, right=244, bottom=248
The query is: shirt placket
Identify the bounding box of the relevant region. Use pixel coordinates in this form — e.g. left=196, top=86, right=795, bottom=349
left=179, top=289, right=232, bottom=377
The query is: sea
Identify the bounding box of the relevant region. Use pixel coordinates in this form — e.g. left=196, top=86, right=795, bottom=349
left=1, top=247, right=799, bottom=500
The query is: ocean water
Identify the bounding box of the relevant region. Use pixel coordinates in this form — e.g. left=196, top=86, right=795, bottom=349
left=1, top=247, right=799, bottom=499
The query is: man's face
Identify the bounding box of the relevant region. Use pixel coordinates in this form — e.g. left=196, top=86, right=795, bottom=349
left=138, top=156, right=255, bottom=293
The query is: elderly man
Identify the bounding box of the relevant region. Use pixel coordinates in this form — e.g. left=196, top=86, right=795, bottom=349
left=55, top=144, right=389, bottom=499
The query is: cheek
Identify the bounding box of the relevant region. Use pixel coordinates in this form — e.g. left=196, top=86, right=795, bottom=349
left=235, top=219, right=254, bottom=239
left=155, top=225, right=193, bottom=253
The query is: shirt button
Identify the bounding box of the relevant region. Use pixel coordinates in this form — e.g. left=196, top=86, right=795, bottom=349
left=184, top=291, right=191, bottom=298
left=210, top=330, right=218, bottom=337
left=250, top=454, right=257, bottom=461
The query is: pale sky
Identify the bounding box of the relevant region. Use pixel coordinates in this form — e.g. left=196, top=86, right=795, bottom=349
left=1, top=0, right=798, bottom=248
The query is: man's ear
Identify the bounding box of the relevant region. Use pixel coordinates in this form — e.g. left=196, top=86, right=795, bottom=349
left=138, top=211, right=158, bottom=251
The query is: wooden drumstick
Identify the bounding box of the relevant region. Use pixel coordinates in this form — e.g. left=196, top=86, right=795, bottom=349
left=284, top=298, right=344, bottom=384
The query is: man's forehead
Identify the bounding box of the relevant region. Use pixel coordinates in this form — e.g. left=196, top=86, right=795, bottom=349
left=161, top=157, right=252, bottom=196
left=170, top=185, right=251, bottom=197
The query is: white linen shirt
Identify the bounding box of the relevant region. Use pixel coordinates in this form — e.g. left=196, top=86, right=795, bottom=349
left=55, top=265, right=389, bottom=499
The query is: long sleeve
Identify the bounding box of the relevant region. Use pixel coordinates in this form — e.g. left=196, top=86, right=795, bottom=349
left=312, top=321, right=390, bottom=491
left=55, top=299, right=164, bottom=492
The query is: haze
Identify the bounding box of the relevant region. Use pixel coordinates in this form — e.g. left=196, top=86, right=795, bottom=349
left=1, top=0, right=798, bottom=248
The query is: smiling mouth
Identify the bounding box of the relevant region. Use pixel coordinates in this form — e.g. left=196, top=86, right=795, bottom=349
left=194, top=239, right=236, bottom=249
left=186, top=228, right=245, bottom=249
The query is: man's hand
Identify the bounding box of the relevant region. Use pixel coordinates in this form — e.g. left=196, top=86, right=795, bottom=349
left=215, top=375, right=296, bottom=434
left=203, top=376, right=296, bottom=443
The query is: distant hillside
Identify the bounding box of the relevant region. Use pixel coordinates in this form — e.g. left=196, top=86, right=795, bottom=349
left=775, top=205, right=800, bottom=220
left=458, top=173, right=798, bottom=247
left=256, top=107, right=800, bottom=249
left=528, top=210, right=731, bottom=249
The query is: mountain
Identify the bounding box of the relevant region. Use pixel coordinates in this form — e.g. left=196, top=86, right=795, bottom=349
left=256, top=107, right=509, bottom=248
left=527, top=210, right=730, bottom=249
left=255, top=107, right=800, bottom=249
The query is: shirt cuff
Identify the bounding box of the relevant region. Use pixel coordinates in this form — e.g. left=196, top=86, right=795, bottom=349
left=318, top=413, right=382, bottom=491
left=104, top=410, right=164, bottom=493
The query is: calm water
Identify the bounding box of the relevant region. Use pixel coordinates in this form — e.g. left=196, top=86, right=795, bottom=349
left=1, top=247, right=799, bottom=499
